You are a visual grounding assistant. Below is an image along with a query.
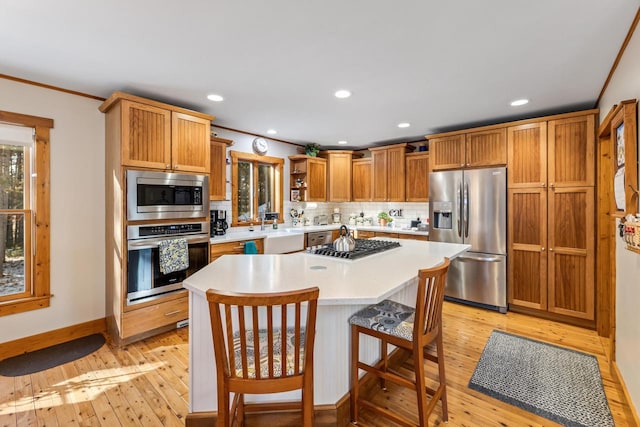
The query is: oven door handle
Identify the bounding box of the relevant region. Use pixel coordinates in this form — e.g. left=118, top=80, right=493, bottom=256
left=128, top=235, right=209, bottom=250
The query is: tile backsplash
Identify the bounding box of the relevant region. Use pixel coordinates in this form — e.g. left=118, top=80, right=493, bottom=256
left=211, top=200, right=429, bottom=233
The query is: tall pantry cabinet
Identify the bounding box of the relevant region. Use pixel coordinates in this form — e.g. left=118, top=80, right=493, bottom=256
left=507, top=112, right=596, bottom=323
left=100, top=92, right=214, bottom=345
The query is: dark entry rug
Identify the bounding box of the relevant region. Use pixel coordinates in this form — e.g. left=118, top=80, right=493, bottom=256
left=468, top=330, right=614, bottom=427
left=0, top=333, right=105, bottom=376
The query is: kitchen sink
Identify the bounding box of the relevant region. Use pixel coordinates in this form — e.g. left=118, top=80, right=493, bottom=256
left=263, top=231, right=305, bottom=254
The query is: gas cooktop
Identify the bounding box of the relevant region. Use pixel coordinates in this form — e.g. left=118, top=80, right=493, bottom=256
left=313, top=239, right=401, bottom=260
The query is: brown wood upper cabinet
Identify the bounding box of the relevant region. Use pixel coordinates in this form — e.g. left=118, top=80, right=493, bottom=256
left=507, top=112, right=596, bottom=323
left=289, top=155, right=327, bottom=202
left=352, top=158, right=372, bottom=201
left=100, top=92, right=213, bottom=174
left=210, top=136, right=232, bottom=200
left=405, top=152, right=429, bottom=201
left=369, top=143, right=410, bottom=202
left=319, top=150, right=362, bottom=202
left=429, top=129, right=506, bottom=171
left=548, top=115, right=595, bottom=187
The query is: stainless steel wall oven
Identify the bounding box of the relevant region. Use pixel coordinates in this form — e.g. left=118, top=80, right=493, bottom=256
left=126, top=221, right=209, bottom=305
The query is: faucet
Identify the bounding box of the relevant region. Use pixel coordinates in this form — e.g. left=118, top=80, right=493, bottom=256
left=260, top=215, right=266, bottom=231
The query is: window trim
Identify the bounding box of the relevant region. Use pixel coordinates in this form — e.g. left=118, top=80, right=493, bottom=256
left=230, top=150, right=284, bottom=227
left=0, top=110, right=52, bottom=317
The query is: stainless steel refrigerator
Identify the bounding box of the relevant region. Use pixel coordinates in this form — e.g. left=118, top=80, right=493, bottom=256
left=429, top=167, right=507, bottom=313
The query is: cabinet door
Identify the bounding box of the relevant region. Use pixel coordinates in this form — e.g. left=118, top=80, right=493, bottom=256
left=209, top=140, right=227, bottom=200
left=405, top=153, right=429, bottom=201
left=352, top=159, right=372, bottom=201
left=387, top=146, right=406, bottom=201
left=371, top=150, right=388, bottom=201
left=508, top=188, right=547, bottom=310
left=121, top=100, right=171, bottom=169
left=548, top=115, right=595, bottom=188
left=429, top=135, right=465, bottom=170
left=171, top=112, right=211, bottom=173
left=327, top=152, right=352, bottom=202
left=466, top=129, right=507, bottom=167
left=547, top=187, right=595, bottom=320
left=507, top=123, right=547, bottom=188
left=306, top=158, right=327, bottom=201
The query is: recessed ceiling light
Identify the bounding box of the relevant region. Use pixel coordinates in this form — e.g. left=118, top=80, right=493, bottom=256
left=338, top=140, right=348, bottom=145
left=267, top=129, right=277, bottom=135
left=397, top=122, right=411, bottom=128
left=510, top=98, right=529, bottom=107
left=207, top=94, right=224, bottom=102
left=334, top=89, right=351, bottom=99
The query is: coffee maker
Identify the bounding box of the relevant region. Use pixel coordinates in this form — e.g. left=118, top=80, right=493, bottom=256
left=211, top=210, right=229, bottom=236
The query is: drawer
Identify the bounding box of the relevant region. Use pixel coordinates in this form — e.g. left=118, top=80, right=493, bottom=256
left=400, top=234, right=429, bottom=241
left=122, top=295, right=188, bottom=339
left=375, top=232, right=399, bottom=239
left=210, top=238, right=264, bottom=261
left=356, top=230, right=375, bottom=239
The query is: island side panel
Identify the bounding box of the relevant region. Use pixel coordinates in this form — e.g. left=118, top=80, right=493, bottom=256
left=188, top=276, right=420, bottom=412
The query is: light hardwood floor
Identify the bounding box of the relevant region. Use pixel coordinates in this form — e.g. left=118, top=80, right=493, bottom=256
left=0, top=302, right=636, bottom=426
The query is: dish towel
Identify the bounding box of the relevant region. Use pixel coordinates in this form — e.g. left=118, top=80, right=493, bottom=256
left=158, top=238, right=189, bottom=274
left=244, top=241, right=258, bottom=254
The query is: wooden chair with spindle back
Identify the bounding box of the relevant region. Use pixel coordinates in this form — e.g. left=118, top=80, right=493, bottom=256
left=206, top=286, right=319, bottom=427
left=349, top=257, right=451, bottom=426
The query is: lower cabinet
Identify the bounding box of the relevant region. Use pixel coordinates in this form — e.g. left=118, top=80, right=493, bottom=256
left=122, top=294, right=188, bottom=339
left=210, top=238, right=264, bottom=262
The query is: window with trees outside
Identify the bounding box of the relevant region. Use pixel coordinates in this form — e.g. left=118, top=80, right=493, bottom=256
left=0, top=111, right=52, bottom=317
left=230, top=150, right=284, bottom=226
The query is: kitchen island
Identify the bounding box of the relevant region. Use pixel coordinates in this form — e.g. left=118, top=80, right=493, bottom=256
left=183, top=239, right=469, bottom=423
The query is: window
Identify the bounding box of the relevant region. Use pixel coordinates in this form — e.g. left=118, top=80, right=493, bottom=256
left=230, top=151, right=283, bottom=226
left=0, top=111, right=52, bottom=317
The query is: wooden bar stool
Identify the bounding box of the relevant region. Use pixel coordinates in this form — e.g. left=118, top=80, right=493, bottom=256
left=349, top=258, right=450, bottom=426
left=206, top=286, right=319, bottom=427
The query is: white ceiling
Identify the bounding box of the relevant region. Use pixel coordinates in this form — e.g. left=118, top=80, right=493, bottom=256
left=1, top=1, right=638, bottom=148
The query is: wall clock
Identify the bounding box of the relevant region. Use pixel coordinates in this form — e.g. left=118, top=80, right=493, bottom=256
left=252, top=137, right=269, bottom=155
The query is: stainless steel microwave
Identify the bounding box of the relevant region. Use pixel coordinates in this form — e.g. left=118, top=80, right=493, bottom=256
left=126, top=170, right=209, bottom=221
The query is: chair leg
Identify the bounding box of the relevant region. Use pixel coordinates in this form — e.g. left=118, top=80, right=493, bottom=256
left=217, top=389, right=230, bottom=427
left=302, top=367, right=314, bottom=427
left=414, top=346, right=429, bottom=427
left=436, top=329, right=448, bottom=422
left=350, top=325, right=360, bottom=424
left=237, top=393, right=245, bottom=426
left=380, top=338, right=388, bottom=390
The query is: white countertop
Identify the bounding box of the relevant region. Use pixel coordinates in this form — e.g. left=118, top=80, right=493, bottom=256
left=185, top=239, right=469, bottom=305
left=210, top=224, right=428, bottom=244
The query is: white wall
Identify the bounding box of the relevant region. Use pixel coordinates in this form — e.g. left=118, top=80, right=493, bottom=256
left=598, top=25, right=640, bottom=411
left=0, top=78, right=105, bottom=343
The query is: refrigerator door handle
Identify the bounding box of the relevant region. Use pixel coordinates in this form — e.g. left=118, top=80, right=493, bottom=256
left=464, top=181, right=469, bottom=238
left=457, top=255, right=502, bottom=262
left=457, top=183, right=462, bottom=237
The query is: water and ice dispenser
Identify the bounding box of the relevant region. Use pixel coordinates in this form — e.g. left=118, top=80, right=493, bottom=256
left=432, top=201, right=453, bottom=229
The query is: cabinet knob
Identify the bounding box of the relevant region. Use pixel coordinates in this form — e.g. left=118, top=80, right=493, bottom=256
left=541, top=247, right=545, bottom=251
left=461, top=163, right=464, bottom=167
left=541, top=183, right=546, bottom=188
left=166, top=164, right=171, bottom=169
left=549, top=183, right=554, bottom=188
left=549, top=248, right=554, bottom=252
